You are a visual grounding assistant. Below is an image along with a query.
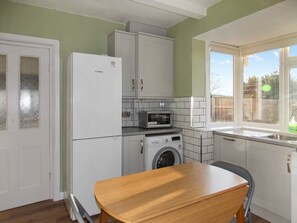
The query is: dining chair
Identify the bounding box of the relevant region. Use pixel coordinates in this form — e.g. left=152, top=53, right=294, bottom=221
left=69, top=193, right=95, bottom=223
left=211, top=161, right=255, bottom=223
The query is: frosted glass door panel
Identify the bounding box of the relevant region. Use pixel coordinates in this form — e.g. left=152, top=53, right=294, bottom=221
left=0, top=43, right=50, bottom=211
left=0, top=55, right=6, bottom=130
left=19, top=57, right=39, bottom=129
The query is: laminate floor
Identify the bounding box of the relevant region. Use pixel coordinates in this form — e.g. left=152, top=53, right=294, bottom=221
left=0, top=200, right=270, bottom=223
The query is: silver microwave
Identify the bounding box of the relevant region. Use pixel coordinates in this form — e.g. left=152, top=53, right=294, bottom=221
left=139, top=111, right=173, bottom=128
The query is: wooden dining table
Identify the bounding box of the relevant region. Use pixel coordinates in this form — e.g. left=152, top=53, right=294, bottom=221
left=94, top=162, right=248, bottom=223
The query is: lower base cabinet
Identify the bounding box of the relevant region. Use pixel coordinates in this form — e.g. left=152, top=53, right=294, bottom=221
left=246, top=141, right=294, bottom=220
left=122, top=135, right=144, bottom=175
left=214, top=134, right=295, bottom=222
left=214, top=135, right=246, bottom=167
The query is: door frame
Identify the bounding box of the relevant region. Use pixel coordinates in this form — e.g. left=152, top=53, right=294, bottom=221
left=0, top=32, right=60, bottom=201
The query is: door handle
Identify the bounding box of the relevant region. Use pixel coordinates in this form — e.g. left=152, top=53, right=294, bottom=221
left=288, top=154, right=291, bottom=173
left=140, top=140, right=144, bottom=154
left=132, top=79, right=135, bottom=91
left=140, top=79, right=143, bottom=91
left=223, top=137, right=235, bottom=142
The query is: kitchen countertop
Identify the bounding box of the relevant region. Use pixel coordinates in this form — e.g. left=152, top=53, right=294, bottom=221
left=122, top=127, right=182, bottom=136
left=214, top=128, right=297, bottom=148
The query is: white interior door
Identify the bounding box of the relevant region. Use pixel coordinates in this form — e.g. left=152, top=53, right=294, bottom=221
left=0, top=44, right=50, bottom=211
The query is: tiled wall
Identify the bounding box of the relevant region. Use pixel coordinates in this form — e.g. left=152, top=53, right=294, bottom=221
left=122, top=97, right=214, bottom=163
left=169, top=97, right=213, bottom=164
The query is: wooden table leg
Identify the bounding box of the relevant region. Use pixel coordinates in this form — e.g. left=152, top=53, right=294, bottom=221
left=99, top=209, right=109, bottom=223
left=236, top=204, right=245, bottom=223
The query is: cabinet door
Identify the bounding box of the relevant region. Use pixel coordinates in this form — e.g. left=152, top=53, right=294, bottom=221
left=246, top=141, right=294, bottom=220
left=122, top=135, right=144, bottom=175
left=214, top=135, right=246, bottom=167
left=108, top=31, right=136, bottom=97
left=137, top=33, right=174, bottom=98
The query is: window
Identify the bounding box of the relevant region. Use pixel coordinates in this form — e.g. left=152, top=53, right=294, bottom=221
left=206, top=37, right=297, bottom=131
left=243, top=49, right=280, bottom=124
left=289, top=67, right=297, bottom=121
left=210, top=52, right=234, bottom=122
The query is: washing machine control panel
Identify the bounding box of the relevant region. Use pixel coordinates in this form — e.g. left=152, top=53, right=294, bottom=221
left=147, top=135, right=182, bottom=146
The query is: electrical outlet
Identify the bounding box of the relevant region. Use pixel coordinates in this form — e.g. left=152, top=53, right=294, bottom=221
left=122, top=111, right=131, bottom=118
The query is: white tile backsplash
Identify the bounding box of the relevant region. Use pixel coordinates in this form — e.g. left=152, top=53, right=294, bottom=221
left=122, top=97, right=214, bottom=163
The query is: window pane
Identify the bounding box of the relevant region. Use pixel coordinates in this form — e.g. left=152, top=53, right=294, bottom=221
left=289, top=68, right=297, bottom=121
left=289, top=45, right=297, bottom=57
left=243, top=49, right=280, bottom=124
left=19, top=57, right=39, bottom=129
left=0, top=55, right=7, bottom=130
left=210, top=52, right=234, bottom=122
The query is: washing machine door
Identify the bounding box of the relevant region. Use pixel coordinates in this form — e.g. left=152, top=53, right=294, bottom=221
left=152, top=146, right=181, bottom=169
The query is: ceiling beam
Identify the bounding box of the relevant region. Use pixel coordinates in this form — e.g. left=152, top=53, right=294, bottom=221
left=131, top=0, right=207, bottom=19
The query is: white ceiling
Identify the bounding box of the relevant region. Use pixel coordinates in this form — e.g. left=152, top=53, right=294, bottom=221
left=195, top=0, right=297, bottom=46
left=9, top=0, right=222, bottom=28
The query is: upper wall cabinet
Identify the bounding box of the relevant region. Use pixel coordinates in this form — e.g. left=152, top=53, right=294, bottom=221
left=108, top=30, right=136, bottom=98
left=108, top=31, right=174, bottom=98
left=137, top=33, right=174, bottom=98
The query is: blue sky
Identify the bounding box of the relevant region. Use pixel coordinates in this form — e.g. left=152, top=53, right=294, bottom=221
left=210, top=52, right=233, bottom=96
left=244, top=49, right=280, bottom=81
left=210, top=46, right=297, bottom=96
left=291, top=45, right=297, bottom=57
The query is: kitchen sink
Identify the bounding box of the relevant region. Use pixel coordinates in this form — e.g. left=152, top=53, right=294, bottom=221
left=263, top=134, right=297, bottom=141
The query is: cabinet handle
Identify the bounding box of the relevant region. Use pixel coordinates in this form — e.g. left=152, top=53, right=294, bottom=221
left=132, top=79, right=135, bottom=91
left=223, top=137, right=235, bottom=142
left=140, top=79, right=144, bottom=91
left=287, top=154, right=291, bottom=173
left=140, top=140, right=144, bottom=154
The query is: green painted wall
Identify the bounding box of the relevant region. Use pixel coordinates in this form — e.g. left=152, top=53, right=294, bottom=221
left=0, top=0, right=125, bottom=191
left=192, top=39, right=205, bottom=96
left=168, top=0, right=284, bottom=97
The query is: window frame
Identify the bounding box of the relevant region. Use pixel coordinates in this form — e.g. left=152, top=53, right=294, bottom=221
left=241, top=48, right=284, bottom=130
left=206, top=38, right=297, bottom=131
left=205, top=42, right=240, bottom=128
left=284, top=46, right=297, bottom=129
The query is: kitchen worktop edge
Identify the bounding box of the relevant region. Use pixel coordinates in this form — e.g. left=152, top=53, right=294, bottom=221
left=122, top=127, right=182, bottom=136
left=214, top=130, right=297, bottom=148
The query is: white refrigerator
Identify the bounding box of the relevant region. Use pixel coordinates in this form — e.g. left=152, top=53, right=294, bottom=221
left=65, top=52, right=122, bottom=219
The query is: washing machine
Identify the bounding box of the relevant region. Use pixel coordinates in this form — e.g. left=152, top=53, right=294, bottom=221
left=144, top=133, right=183, bottom=170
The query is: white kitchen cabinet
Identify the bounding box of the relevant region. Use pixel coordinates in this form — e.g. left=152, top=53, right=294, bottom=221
left=108, top=31, right=174, bottom=98
left=122, top=135, right=144, bottom=175
left=246, top=140, right=295, bottom=221
left=137, top=33, right=174, bottom=98
left=108, top=30, right=136, bottom=97
left=214, top=134, right=246, bottom=167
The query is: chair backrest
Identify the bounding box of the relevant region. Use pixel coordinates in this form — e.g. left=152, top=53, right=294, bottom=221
left=211, top=161, right=255, bottom=218
left=69, top=194, right=95, bottom=223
